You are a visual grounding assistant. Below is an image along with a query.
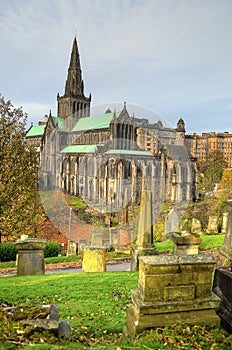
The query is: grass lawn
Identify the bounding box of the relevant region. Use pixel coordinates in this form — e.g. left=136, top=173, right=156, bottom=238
left=0, top=270, right=232, bottom=349
left=155, top=234, right=225, bottom=253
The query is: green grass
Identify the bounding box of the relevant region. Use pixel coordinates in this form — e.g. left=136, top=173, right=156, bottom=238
left=0, top=272, right=232, bottom=349
left=199, top=234, right=225, bottom=250
left=66, top=196, right=86, bottom=209
left=155, top=234, right=225, bottom=254
left=156, top=239, right=174, bottom=253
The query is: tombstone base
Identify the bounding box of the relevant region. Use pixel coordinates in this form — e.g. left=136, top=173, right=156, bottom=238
left=130, top=244, right=158, bottom=271
left=124, top=255, right=220, bottom=338
left=172, top=232, right=202, bottom=255
left=124, top=293, right=220, bottom=339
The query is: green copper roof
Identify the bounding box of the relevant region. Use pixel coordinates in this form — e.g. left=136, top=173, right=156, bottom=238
left=105, top=149, right=153, bottom=156
left=52, top=116, right=66, bottom=132
left=61, top=144, right=97, bottom=153
left=26, top=124, right=46, bottom=137
left=72, top=112, right=120, bottom=132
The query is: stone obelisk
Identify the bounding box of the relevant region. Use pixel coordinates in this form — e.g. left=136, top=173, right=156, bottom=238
left=131, top=190, right=158, bottom=271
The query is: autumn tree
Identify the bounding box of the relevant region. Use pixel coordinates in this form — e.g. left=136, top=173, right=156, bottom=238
left=200, top=150, right=228, bottom=192
left=0, top=96, right=44, bottom=242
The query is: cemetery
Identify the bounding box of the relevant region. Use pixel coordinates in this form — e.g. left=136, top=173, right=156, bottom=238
left=0, top=196, right=232, bottom=348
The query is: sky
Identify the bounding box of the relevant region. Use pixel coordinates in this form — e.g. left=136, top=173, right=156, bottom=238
left=1, top=0, right=232, bottom=134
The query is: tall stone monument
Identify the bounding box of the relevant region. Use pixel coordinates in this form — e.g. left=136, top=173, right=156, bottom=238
left=131, top=190, right=158, bottom=271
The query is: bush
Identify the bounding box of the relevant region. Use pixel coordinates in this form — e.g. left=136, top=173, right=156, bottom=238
left=0, top=243, right=17, bottom=262
left=44, top=241, right=60, bottom=258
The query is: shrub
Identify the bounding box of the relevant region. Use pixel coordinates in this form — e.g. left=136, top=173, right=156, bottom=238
left=0, top=243, right=17, bottom=262
left=44, top=241, right=60, bottom=258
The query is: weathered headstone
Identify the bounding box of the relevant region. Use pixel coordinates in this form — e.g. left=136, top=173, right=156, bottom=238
left=131, top=191, right=158, bottom=271
left=165, top=208, right=181, bottom=238
left=82, top=247, right=106, bottom=272
left=172, top=232, right=202, bottom=255
left=16, top=238, right=47, bottom=276
left=110, top=228, right=118, bottom=247
left=207, top=216, right=218, bottom=234
left=124, top=255, right=220, bottom=338
left=191, top=218, right=202, bottom=235
left=67, top=240, right=76, bottom=256
left=115, top=228, right=131, bottom=254
left=78, top=238, right=87, bottom=256
left=218, top=200, right=232, bottom=266
left=91, top=233, right=103, bottom=247
left=221, top=212, right=228, bottom=234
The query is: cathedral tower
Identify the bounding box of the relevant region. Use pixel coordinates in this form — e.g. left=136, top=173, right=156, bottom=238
left=57, top=36, right=91, bottom=119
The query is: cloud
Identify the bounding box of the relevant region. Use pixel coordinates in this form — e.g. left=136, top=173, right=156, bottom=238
left=1, top=0, right=232, bottom=134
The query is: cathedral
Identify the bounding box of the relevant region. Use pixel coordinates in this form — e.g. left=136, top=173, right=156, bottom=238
left=26, top=37, right=198, bottom=215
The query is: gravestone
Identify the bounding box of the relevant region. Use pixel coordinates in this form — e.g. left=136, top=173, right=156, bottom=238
left=82, top=247, right=106, bottom=272
left=172, top=232, right=202, bottom=255
left=78, top=238, right=87, bottom=256
left=67, top=240, right=76, bottom=256
left=124, top=255, right=220, bottom=338
left=221, top=212, right=228, bottom=234
left=131, top=191, right=158, bottom=271
left=218, top=200, right=232, bottom=266
left=110, top=228, right=118, bottom=247
left=165, top=208, right=181, bottom=238
left=191, top=218, right=202, bottom=235
left=115, top=228, right=131, bottom=254
left=16, top=238, right=47, bottom=276
left=207, top=216, right=218, bottom=234
left=91, top=233, right=103, bottom=247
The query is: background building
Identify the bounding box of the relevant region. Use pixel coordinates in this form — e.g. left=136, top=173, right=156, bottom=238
left=26, top=37, right=199, bottom=214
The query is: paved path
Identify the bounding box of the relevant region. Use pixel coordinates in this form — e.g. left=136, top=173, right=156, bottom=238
left=46, top=261, right=131, bottom=274
left=0, top=261, right=131, bottom=277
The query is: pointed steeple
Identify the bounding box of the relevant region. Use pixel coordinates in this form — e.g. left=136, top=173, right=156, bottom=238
left=64, top=37, right=83, bottom=97
left=57, top=36, right=91, bottom=119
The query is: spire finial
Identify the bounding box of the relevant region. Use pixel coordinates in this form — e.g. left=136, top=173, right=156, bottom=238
left=74, top=29, right=77, bottom=39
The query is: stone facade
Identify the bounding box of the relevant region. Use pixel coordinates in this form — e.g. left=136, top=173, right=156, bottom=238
left=185, top=131, right=232, bottom=169
left=26, top=37, right=198, bottom=215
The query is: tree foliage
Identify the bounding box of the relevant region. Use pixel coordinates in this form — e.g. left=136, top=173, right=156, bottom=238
left=0, top=96, right=44, bottom=242
left=200, top=150, right=228, bottom=191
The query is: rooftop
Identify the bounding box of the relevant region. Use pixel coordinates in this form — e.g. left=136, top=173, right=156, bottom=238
left=25, top=124, right=46, bottom=137
left=72, top=112, right=120, bottom=132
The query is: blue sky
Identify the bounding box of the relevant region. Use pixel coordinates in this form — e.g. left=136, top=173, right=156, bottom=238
left=1, top=0, right=232, bottom=134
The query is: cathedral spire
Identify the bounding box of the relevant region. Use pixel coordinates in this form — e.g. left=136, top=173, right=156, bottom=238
left=57, top=36, right=91, bottom=119
left=64, top=36, right=83, bottom=97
